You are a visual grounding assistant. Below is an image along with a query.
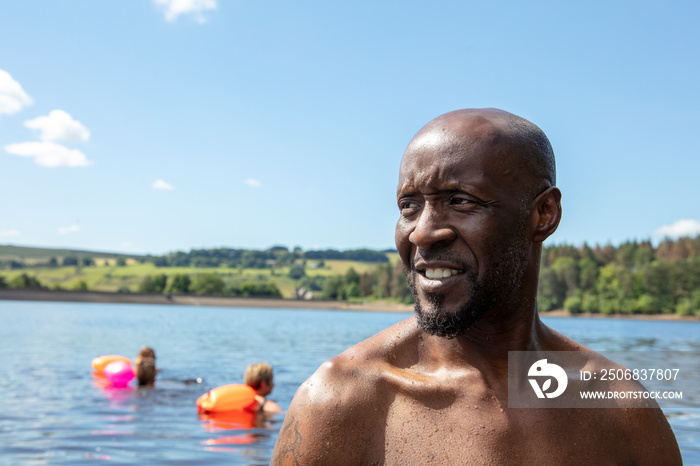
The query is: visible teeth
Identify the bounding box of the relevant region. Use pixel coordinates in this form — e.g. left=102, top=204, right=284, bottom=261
left=425, top=268, right=460, bottom=279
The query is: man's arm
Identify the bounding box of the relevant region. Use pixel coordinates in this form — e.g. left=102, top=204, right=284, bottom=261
left=271, top=408, right=308, bottom=466
left=619, top=405, right=683, bottom=465
left=588, top=356, right=683, bottom=465
left=271, top=375, right=335, bottom=466
left=271, top=354, right=386, bottom=465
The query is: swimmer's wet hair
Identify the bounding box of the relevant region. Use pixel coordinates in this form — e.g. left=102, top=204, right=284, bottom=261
left=244, top=362, right=273, bottom=390
left=138, top=347, right=156, bottom=359
left=135, top=347, right=156, bottom=386
left=135, top=357, right=156, bottom=386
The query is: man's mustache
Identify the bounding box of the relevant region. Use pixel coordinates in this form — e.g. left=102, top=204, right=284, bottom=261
left=410, top=247, right=470, bottom=272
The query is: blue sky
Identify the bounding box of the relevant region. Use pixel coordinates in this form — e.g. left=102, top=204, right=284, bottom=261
left=1, top=1, right=698, bottom=255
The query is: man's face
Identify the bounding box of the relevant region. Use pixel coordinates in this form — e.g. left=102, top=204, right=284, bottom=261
left=395, top=125, right=533, bottom=338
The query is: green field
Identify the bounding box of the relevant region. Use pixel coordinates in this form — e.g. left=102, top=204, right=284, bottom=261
left=0, top=244, right=401, bottom=300
left=0, top=260, right=384, bottom=298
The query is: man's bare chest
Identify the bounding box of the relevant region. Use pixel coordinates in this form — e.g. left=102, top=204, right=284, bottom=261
left=379, top=395, right=621, bottom=465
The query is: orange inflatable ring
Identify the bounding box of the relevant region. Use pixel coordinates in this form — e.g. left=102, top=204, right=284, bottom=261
left=197, top=384, right=257, bottom=413
left=199, top=410, right=257, bottom=431
left=92, top=355, right=132, bottom=378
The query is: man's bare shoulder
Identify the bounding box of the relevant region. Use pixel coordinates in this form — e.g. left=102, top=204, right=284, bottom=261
left=537, top=320, right=592, bottom=351
left=540, top=323, right=682, bottom=463
left=332, top=315, right=420, bottom=372
left=288, top=316, right=418, bottom=411
left=271, top=317, right=418, bottom=465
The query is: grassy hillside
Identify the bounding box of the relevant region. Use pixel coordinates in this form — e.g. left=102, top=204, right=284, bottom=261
left=0, top=245, right=142, bottom=263
left=0, top=244, right=402, bottom=300
left=0, top=260, right=386, bottom=299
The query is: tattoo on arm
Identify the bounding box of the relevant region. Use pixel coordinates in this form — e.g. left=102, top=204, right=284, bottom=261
left=272, top=414, right=304, bottom=466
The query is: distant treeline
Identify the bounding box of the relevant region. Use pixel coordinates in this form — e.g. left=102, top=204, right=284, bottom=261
left=297, top=261, right=412, bottom=304
left=133, top=262, right=411, bottom=302
left=0, top=247, right=391, bottom=270
left=132, top=263, right=413, bottom=303
left=115, top=262, right=411, bottom=302
left=0, top=255, right=109, bottom=269
left=538, top=236, right=700, bottom=316
left=0, top=271, right=283, bottom=298
left=146, top=247, right=390, bottom=268
left=135, top=273, right=282, bottom=298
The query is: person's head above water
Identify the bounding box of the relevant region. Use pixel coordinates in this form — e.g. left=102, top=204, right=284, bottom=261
left=138, top=347, right=156, bottom=360
left=244, top=362, right=274, bottom=396
left=395, top=108, right=562, bottom=339
left=245, top=362, right=283, bottom=414
left=135, top=346, right=156, bottom=387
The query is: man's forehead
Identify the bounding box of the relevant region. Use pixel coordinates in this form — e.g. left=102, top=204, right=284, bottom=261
left=397, top=154, right=498, bottom=196
left=400, top=120, right=509, bottom=171
left=397, top=110, right=521, bottom=194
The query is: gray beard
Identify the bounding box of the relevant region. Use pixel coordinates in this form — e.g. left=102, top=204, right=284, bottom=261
left=408, top=225, right=530, bottom=339
left=409, top=269, right=494, bottom=339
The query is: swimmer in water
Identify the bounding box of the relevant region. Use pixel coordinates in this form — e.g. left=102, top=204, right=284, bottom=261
left=134, top=347, right=157, bottom=387
left=244, top=362, right=282, bottom=414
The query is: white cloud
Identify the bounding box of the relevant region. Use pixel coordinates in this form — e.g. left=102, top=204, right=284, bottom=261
left=153, top=179, right=174, bottom=190
left=5, top=141, right=93, bottom=167
left=653, top=219, right=700, bottom=240
left=245, top=178, right=261, bottom=188
left=153, top=0, right=217, bottom=22
left=0, top=69, right=32, bottom=115
left=25, top=109, right=90, bottom=143
left=0, top=229, right=20, bottom=240
left=58, top=224, right=80, bottom=235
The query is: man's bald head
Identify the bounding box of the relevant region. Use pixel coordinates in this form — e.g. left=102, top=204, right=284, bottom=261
left=396, top=108, right=562, bottom=337
left=403, top=108, right=556, bottom=202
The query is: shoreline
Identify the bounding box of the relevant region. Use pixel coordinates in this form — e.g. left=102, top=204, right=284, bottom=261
left=536, top=309, right=698, bottom=321
left=0, top=289, right=697, bottom=321
left=0, top=289, right=414, bottom=313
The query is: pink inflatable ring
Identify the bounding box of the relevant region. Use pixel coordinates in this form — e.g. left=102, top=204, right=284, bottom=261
left=103, top=360, right=135, bottom=387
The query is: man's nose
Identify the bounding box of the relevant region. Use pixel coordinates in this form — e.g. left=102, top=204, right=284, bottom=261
left=408, top=205, right=456, bottom=249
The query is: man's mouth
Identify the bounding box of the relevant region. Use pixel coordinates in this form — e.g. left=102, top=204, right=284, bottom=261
left=423, top=268, right=463, bottom=279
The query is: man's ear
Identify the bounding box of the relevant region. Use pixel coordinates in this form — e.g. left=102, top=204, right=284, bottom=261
left=532, top=187, right=562, bottom=243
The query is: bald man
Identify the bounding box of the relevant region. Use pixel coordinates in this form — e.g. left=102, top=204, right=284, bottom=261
left=271, top=109, right=681, bottom=465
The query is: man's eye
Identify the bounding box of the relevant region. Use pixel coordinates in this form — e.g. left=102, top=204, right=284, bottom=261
left=400, top=201, right=418, bottom=211
left=450, top=197, right=472, bottom=205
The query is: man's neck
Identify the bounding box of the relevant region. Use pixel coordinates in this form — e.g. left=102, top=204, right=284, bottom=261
left=417, top=305, right=545, bottom=374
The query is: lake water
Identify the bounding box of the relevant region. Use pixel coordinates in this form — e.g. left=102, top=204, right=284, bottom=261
left=0, top=300, right=698, bottom=465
